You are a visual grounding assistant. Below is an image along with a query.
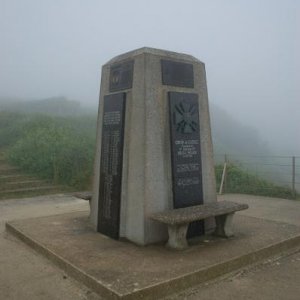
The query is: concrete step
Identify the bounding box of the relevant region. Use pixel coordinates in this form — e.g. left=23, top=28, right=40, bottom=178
left=0, top=163, right=16, bottom=169
left=0, top=165, right=20, bottom=176
left=0, top=153, right=7, bottom=161
left=0, top=151, right=74, bottom=200
left=0, top=174, right=33, bottom=183
left=0, top=185, right=64, bottom=194
left=0, top=180, right=49, bottom=191
left=0, top=185, right=69, bottom=200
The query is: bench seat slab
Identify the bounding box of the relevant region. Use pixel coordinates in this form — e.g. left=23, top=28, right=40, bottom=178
left=151, top=201, right=248, bottom=225
left=150, top=201, right=249, bottom=250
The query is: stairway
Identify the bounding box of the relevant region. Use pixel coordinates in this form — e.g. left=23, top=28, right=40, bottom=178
left=0, top=152, right=73, bottom=200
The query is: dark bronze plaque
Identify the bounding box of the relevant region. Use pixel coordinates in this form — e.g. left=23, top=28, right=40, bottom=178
left=98, top=93, right=126, bottom=239
left=161, top=60, right=194, bottom=88
left=169, top=92, right=203, bottom=236
left=109, top=60, right=134, bottom=92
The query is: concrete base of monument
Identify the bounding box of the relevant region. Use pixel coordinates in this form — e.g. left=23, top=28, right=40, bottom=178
left=6, top=211, right=300, bottom=300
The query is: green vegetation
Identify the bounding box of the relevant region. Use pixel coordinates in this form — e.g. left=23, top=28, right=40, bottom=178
left=0, top=112, right=29, bottom=148
left=0, top=97, right=86, bottom=116
left=0, top=98, right=297, bottom=198
left=1, top=112, right=96, bottom=189
left=215, top=164, right=298, bottom=199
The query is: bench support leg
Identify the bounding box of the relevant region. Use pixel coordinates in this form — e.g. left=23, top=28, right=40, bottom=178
left=167, top=224, right=188, bottom=250
left=214, top=213, right=234, bottom=238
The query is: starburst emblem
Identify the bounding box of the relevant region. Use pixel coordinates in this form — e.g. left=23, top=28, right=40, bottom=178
left=111, top=70, right=120, bottom=85
left=174, top=102, right=198, bottom=134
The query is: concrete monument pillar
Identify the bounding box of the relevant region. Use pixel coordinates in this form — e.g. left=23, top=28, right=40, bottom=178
left=90, top=47, right=216, bottom=245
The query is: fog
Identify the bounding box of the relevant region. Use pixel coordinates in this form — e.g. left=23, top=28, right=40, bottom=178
left=1, top=0, right=299, bottom=155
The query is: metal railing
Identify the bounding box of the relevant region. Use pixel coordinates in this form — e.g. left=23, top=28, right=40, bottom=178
left=214, top=154, right=300, bottom=198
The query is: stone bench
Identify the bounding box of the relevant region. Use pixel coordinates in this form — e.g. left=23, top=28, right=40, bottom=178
left=73, top=191, right=92, bottom=202
left=150, top=200, right=248, bottom=250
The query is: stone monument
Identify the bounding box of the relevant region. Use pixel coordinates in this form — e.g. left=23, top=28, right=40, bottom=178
left=90, top=47, right=216, bottom=245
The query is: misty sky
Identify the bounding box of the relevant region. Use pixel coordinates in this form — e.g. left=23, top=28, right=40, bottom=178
left=1, top=0, right=299, bottom=154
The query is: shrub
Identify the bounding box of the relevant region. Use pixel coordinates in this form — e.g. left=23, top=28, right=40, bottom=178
left=8, top=115, right=96, bottom=189
left=0, top=112, right=29, bottom=147
left=215, top=163, right=297, bottom=199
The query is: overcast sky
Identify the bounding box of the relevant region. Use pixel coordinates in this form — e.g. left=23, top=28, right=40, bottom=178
left=1, top=0, right=299, bottom=154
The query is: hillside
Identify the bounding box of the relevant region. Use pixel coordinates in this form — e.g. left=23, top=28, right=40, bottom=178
left=0, top=97, right=272, bottom=158
left=0, top=96, right=296, bottom=198
left=0, top=97, right=92, bottom=116
left=210, top=103, right=270, bottom=157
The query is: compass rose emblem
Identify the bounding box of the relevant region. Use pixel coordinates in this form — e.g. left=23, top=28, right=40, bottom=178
left=174, top=101, right=198, bottom=134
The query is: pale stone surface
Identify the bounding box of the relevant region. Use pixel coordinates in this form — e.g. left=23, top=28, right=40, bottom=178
left=151, top=201, right=248, bottom=249
left=151, top=201, right=248, bottom=225
left=167, top=224, right=189, bottom=249
left=91, top=47, right=217, bottom=245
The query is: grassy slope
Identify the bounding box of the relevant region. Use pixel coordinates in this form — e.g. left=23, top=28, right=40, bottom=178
left=1, top=112, right=96, bottom=189
left=0, top=101, right=297, bottom=197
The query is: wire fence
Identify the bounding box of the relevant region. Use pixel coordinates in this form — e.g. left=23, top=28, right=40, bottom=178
left=214, top=154, right=300, bottom=199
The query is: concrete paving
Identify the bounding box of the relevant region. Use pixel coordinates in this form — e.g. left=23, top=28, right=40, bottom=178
left=0, top=194, right=300, bottom=299
left=166, top=250, right=300, bottom=300
left=220, top=193, right=300, bottom=226
left=0, top=194, right=101, bottom=300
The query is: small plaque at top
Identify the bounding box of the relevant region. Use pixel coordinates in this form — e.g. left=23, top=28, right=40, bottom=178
left=161, top=59, right=194, bottom=88
left=109, top=60, right=134, bottom=92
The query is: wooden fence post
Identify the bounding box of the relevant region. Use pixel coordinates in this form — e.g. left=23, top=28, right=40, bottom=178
left=224, top=154, right=228, bottom=193
left=292, top=156, right=296, bottom=198
left=218, top=162, right=227, bottom=195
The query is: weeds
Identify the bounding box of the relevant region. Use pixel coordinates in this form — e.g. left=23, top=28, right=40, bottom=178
left=0, top=111, right=297, bottom=197
left=215, top=163, right=297, bottom=199
left=1, top=112, right=96, bottom=189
